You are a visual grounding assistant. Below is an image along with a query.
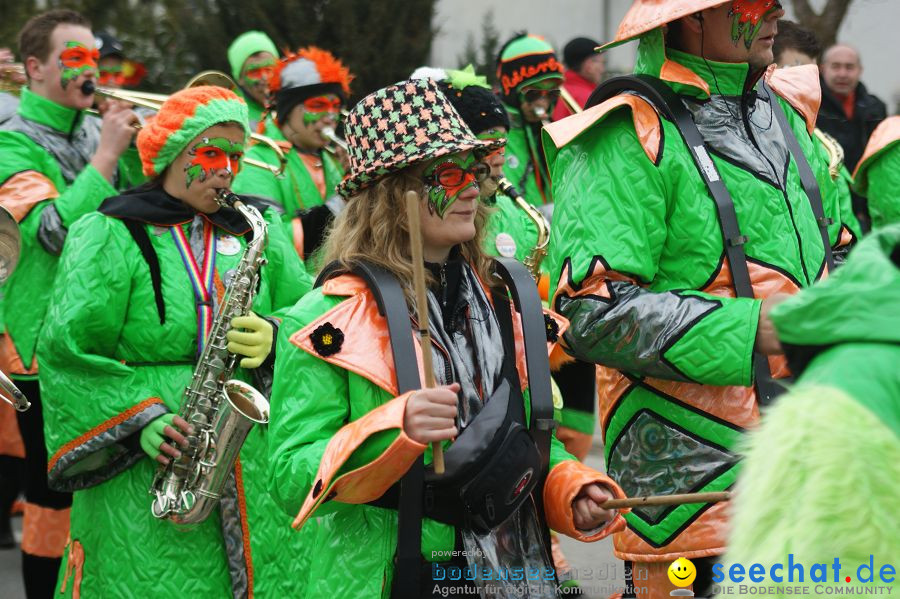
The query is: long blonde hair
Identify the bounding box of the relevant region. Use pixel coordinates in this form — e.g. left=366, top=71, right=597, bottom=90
left=321, top=171, right=496, bottom=304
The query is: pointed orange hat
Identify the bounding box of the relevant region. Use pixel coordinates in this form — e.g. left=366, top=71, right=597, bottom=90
left=601, top=0, right=731, bottom=49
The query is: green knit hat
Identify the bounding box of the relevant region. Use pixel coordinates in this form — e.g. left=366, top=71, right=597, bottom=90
left=227, top=31, right=279, bottom=81
left=136, top=86, right=249, bottom=177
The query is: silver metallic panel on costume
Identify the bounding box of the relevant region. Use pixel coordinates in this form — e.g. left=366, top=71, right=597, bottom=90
left=37, top=204, right=67, bottom=255
left=606, top=410, right=738, bottom=522
left=557, top=280, right=719, bottom=382
left=219, top=473, right=249, bottom=599
left=2, top=112, right=103, bottom=184
left=683, top=91, right=789, bottom=187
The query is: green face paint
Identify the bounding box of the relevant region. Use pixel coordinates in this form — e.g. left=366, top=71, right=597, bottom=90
left=184, top=137, right=245, bottom=188
left=422, top=153, right=488, bottom=218
left=58, top=41, right=98, bottom=89
left=240, top=56, right=276, bottom=88
left=729, top=0, right=778, bottom=50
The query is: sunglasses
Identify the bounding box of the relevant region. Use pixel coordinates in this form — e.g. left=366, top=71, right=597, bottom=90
left=303, top=96, right=342, bottom=113
left=520, top=88, right=561, bottom=103
left=425, top=160, right=491, bottom=188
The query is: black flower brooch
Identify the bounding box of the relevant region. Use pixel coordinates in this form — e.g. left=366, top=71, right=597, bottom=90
left=311, top=322, right=344, bottom=357
left=544, top=313, right=559, bottom=343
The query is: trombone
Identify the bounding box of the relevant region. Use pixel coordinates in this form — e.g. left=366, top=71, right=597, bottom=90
left=84, top=71, right=286, bottom=176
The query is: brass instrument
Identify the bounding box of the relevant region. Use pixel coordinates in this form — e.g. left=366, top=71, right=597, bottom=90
left=813, top=128, right=845, bottom=180
left=497, top=178, right=550, bottom=281
left=81, top=71, right=287, bottom=176
left=0, top=206, right=29, bottom=411
left=150, top=189, right=269, bottom=524
left=321, top=126, right=347, bottom=153
left=559, top=87, right=583, bottom=115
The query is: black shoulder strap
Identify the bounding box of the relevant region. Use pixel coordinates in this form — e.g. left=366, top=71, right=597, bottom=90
left=586, top=75, right=782, bottom=405
left=122, top=219, right=166, bottom=324
left=491, top=259, right=554, bottom=461
left=760, top=81, right=835, bottom=273
left=316, top=261, right=424, bottom=599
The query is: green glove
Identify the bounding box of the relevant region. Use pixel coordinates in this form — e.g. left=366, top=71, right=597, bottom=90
left=227, top=311, right=274, bottom=369
left=140, top=413, right=179, bottom=463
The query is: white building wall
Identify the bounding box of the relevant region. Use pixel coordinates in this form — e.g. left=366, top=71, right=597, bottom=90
left=430, top=0, right=899, bottom=113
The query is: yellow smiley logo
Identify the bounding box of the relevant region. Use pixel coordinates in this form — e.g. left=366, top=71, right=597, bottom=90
left=667, top=557, right=697, bottom=587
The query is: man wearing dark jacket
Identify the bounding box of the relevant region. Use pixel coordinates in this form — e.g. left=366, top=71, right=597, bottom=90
left=817, top=44, right=887, bottom=171
left=817, top=44, right=887, bottom=232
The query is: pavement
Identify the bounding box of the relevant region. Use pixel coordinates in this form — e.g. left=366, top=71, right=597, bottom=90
left=0, top=434, right=625, bottom=599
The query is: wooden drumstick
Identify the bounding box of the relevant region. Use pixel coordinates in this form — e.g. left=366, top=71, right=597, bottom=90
left=404, top=191, right=445, bottom=474
left=599, top=491, right=732, bottom=510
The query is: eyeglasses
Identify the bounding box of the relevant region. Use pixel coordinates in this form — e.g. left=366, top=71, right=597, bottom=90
left=425, top=160, right=491, bottom=188
left=520, top=88, right=561, bottom=104
left=303, top=96, right=342, bottom=113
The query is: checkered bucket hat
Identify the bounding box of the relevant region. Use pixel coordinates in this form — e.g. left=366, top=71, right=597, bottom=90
left=337, top=78, right=504, bottom=197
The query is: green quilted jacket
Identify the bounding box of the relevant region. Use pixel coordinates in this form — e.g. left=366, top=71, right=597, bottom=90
left=0, top=89, right=129, bottom=376
left=38, top=189, right=312, bottom=597
left=543, top=30, right=857, bottom=561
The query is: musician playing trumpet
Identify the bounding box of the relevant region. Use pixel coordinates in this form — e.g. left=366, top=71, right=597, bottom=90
left=496, top=33, right=563, bottom=208
left=37, top=85, right=312, bottom=597
left=0, top=10, right=138, bottom=595
left=233, top=47, right=351, bottom=265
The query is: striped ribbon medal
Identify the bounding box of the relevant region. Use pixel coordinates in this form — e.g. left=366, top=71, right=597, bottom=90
left=170, top=220, right=218, bottom=355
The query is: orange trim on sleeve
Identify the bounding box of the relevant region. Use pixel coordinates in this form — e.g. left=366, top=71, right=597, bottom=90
left=292, top=391, right=426, bottom=529
left=47, top=397, right=165, bottom=473
left=544, top=95, right=662, bottom=164
left=233, top=458, right=255, bottom=598
left=0, top=170, right=59, bottom=222
left=543, top=459, right=628, bottom=542
left=766, top=64, right=822, bottom=134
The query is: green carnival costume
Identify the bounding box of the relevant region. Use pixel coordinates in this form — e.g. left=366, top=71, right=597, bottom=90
left=543, top=8, right=858, bottom=570
left=37, top=85, right=314, bottom=597
left=268, top=77, right=628, bottom=599
left=0, top=88, right=130, bottom=375
left=233, top=47, right=350, bottom=263
left=723, top=224, right=900, bottom=598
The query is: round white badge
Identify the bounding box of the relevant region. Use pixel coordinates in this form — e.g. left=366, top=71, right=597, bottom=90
left=506, top=155, right=520, bottom=169
left=495, top=232, right=517, bottom=258
left=217, top=235, right=241, bottom=256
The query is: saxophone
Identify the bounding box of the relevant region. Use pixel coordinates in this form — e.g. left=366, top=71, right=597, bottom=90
left=497, top=177, right=550, bottom=281
left=150, top=189, right=270, bottom=524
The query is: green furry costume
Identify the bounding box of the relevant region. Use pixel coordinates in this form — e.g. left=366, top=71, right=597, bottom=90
left=722, top=224, right=900, bottom=597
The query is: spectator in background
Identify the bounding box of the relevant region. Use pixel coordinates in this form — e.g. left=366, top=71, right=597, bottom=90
left=817, top=44, right=887, bottom=172
left=552, top=36, right=604, bottom=120
left=773, top=19, right=820, bottom=66
left=818, top=44, right=887, bottom=232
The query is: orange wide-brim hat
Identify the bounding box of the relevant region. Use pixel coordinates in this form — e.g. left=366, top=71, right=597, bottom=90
left=600, top=0, right=731, bottom=50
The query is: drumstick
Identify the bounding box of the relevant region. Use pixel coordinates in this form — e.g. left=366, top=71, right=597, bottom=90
left=404, top=191, right=445, bottom=474
left=599, top=491, right=731, bottom=510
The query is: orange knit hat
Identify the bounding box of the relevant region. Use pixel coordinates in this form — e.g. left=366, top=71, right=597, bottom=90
left=136, top=86, right=249, bottom=177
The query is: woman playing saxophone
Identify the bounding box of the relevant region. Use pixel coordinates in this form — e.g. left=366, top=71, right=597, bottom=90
left=37, top=86, right=312, bottom=597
